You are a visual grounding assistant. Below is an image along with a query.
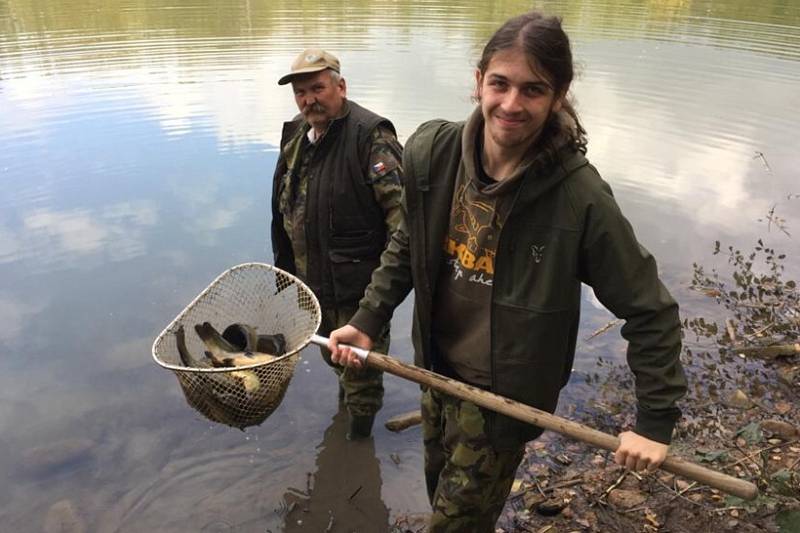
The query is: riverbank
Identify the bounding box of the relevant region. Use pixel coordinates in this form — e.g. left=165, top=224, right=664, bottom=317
left=391, top=240, right=799, bottom=532
left=493, top=354, right=799, bottom=532
left=389, top=354, right=799, bottom=532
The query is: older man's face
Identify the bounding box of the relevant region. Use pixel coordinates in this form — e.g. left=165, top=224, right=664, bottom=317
left=291, top=70, right=346, bottom=132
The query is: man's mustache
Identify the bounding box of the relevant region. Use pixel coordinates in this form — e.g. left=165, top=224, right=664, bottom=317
left=303, top=102, right=326, bottom=114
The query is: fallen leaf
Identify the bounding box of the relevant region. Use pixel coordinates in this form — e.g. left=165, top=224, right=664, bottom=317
left=736, top=422, right=763, bottom=445
left=644, top=508, right=660, bottom=527
left=608, top=489, right=647, bottom=509
left=762, top=419, right=799, bottom=439
left=777, top=367, right=798, bottom=386
left=536, top=497, right=569, bottom=515
left=523, top=491, right=545, bottom=510
left=658, top=473, right=675, bottom=485
left=555, top=453, right=572, bottom=465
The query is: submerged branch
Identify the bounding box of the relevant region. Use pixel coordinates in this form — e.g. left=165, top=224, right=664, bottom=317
left=730, top=343, right=800, bottom=358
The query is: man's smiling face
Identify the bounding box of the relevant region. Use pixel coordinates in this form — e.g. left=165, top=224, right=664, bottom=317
left=476, top=47, right=563, bottom=154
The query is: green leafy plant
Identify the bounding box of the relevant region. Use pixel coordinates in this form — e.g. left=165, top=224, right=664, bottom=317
left=688, top=239, right=799, bottom=352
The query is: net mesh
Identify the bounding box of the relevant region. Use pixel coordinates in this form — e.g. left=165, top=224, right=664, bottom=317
left=151, top=263, right=321, bottom=429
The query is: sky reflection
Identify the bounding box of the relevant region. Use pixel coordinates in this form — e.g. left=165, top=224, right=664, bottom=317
left=0, top=1, right=799, bottom=530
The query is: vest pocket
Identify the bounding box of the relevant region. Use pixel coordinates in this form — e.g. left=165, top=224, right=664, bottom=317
left=330, top=228, right=378, bottom=247
left=328, top=249, right=381, bottom=305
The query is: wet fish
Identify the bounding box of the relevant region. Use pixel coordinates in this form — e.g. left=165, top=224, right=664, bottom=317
left=256, top=332, right=287, bottom=356
left=226, top=369, right=260, bottom=393
left=175, top=325, right=212, bottom=368
left=222, top=323, right=259, bottom=352
left=174, top=326, right=252, bottom=425
left=175, top=324, right=261, bottom=393
left=195, top=322, right=280, bottom=367
left=223, top=323, right=287, bottom=357
left=172, top=324, right=286, bottom=429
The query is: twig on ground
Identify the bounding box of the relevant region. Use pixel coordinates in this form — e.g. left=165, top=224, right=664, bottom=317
left=348, top=486, right=362, bottom=502
left=584, top=319, right=623, bottom=341
left=728, top=439, right=799, bottom=469
left=732, top=442, right=761, bottom=476
left=726, top=319, right=737, bottom=343
left=651, top=477, right=709, bottom=510
left=742, top=322, right=775, bottom=341
left=594, top=471, right=629, bottom=505
left=546, top=478, right=584, bottom=491
left=385, top=410, right=423, bottom=432
left=670, top=481, right=698, bottom=502
left=324, top=512, right=334, bottom=533
left=508, top=477, right=582, bottom=503
left=712, top=506, right=748, bottom=514
left=534, top=479, right=547, bottom=498
left=731, top=343, right=800, bottom=358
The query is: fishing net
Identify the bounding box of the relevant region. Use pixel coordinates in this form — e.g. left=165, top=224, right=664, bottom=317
left=152, top=263, right=321, bottom=429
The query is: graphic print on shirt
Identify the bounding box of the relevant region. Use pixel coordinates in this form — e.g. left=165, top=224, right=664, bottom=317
left=443, top=181, right=503, bottom=287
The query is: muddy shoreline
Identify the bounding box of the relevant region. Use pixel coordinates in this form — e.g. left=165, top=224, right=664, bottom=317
left=391, top=239, right=800, bottom=532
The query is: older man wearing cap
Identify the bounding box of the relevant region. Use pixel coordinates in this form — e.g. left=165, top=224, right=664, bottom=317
left=271, top=48, right=403, bottom=439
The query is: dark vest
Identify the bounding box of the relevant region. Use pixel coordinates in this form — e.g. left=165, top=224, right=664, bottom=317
left=271, top=100, right=395, bottom=308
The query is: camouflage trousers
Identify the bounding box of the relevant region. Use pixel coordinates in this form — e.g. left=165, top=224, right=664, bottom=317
left=317, top=305, right=388, bottom=417
left=422, top=387, right=526, bottom=533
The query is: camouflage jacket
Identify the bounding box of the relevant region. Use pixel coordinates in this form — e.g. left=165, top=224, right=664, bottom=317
left=271, top=100, right=403, bottom=308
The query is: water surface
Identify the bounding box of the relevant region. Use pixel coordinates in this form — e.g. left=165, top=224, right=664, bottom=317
left=1, top=0, right=799, bottom=530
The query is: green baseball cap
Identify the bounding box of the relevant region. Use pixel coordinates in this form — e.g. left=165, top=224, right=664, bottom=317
left=278, top=48, right=341, bottom=85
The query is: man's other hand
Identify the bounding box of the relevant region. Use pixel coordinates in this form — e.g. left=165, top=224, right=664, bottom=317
left=614, top=431, right=669, bottom=472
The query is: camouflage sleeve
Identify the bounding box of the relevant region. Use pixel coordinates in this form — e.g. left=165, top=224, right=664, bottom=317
left=367, top=125, right=404, bottom=237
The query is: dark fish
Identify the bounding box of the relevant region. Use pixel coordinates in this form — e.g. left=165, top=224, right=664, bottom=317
left=195, top=322, right=278, bottom=367
left=223, top=323, right=287, bottom=356
left=175, top=325, right=212, bottom=368
left=222, top=323, right=259, bottom=352
left=256, top=333, right=287, bottom=356
left=176, top=323, right=262, bottom=393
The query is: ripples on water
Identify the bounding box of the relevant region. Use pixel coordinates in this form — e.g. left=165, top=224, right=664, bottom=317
left=0, top=0, right=799, bottom=531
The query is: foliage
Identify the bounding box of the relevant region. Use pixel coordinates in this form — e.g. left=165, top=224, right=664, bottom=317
left=682, top=240, right=799, bottom=503
left=688, top=240, right=799, bottom=345
left=695, top=449, right=729, bottom=463
left=736, top=422, right=763, bottom=445
left=570, top=236, right=799, bottom=530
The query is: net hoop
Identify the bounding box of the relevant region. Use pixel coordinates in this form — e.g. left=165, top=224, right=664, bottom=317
left=151, top=263, right=321, bottom=428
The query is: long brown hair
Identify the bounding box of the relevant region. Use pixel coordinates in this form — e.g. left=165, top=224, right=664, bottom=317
left=478, top=11, right=587, bottom=156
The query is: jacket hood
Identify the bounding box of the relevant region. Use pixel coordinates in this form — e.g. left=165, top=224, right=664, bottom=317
left=461, top=106, right=588, bottom=204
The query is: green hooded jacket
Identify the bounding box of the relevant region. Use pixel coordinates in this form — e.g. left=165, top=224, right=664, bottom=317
left=350, top=116, right=687, bottom=448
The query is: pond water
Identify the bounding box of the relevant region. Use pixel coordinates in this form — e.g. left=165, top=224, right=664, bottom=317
left=1, top=0, right=799, bottom=531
